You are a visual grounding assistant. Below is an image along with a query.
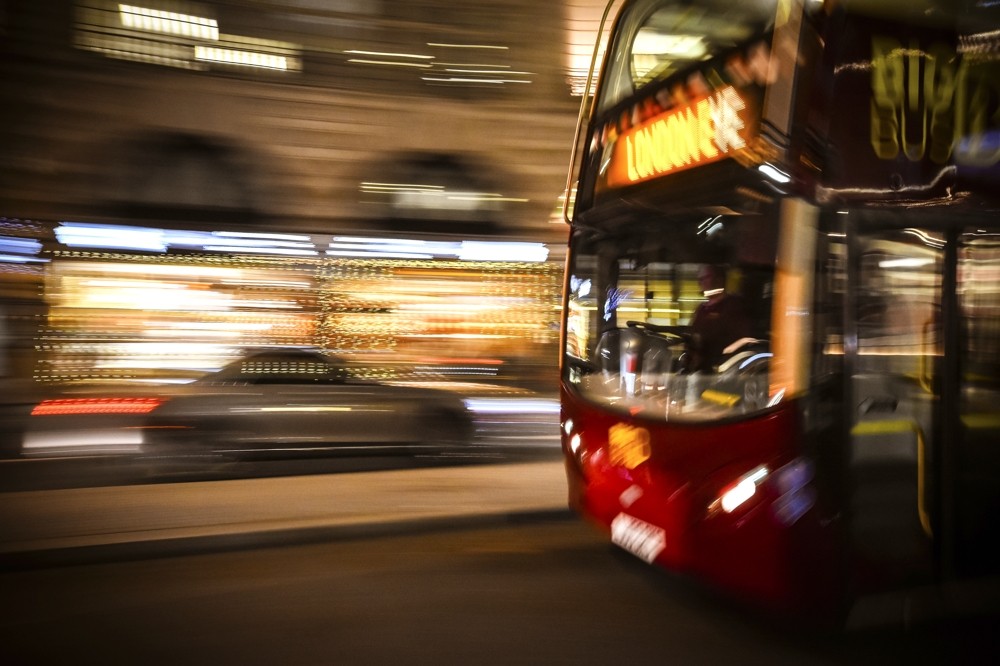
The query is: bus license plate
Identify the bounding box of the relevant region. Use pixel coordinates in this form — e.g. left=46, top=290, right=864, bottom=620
left=611, top=513, right=666, bottom=563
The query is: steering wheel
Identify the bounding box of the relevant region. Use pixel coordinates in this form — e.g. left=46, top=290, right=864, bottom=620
left=625, top=320, right=692, bottom=346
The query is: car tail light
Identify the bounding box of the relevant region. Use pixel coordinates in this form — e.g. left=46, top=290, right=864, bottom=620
left=31, top=397, right=164, bottom=416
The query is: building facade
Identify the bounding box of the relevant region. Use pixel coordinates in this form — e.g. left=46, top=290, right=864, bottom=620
left=0, top=0, right=606, bottom=389
left=1, top=0, right=589, bottom=238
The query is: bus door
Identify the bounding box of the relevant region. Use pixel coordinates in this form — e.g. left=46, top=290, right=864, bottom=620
left=846, top=218, right=1000, bottom=602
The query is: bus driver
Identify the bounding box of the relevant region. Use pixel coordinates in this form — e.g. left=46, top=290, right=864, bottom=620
left=688, top=264, right=752, bottom=372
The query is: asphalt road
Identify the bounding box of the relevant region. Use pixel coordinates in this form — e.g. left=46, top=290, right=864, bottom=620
left=1, top=517, right=994, bottom=665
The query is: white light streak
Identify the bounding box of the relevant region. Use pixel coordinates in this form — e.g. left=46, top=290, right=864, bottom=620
left=463, top=398, right=559, bottom=414
left=878, top=257, right=935, bottom=268
left=759, top=163, right=791, bottom=184
left=203, top=245, right=318, bottom=257
left=344, top=50, right=434, bottom=59
left=459, top=241, right=549, bottom=262
left=195, top=46, right=287, bottom=70
left=56, top=223, right=166, bottom=252
left=214, top=231, right=312, bottom=242
left=118, top=4, right=218, bottom=40
left=428, top=43, right=509, bottom=50
left=347, top=59, right=433, bottom=68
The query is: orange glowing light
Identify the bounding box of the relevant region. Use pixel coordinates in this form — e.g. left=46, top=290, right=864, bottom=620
left=604, top=85, right=758, bottom=189
left=31, top=397, right=164, bottom=416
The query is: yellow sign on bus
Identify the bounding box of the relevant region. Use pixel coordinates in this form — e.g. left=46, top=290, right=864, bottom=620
left=608, top=422, right=651, bottom=469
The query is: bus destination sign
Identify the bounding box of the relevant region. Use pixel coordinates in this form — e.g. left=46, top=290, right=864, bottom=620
left=602, top=85, right=760, bottom=190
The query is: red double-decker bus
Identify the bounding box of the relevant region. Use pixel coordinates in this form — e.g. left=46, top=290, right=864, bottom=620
left=560, top=0, right=1000, bottom=623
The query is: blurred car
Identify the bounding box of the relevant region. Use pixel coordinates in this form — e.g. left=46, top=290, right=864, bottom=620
left=22, top=349, right=474, bottom=470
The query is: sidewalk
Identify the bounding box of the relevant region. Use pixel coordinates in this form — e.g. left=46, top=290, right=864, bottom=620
left=0, top=460, right=571, bottom=568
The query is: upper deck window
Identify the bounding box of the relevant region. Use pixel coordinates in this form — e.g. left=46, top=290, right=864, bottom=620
left=596, top=0, right=778, bottom=114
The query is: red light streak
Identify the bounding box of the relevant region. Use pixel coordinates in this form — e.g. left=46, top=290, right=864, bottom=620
left=31, top=397, right=164, bottom=416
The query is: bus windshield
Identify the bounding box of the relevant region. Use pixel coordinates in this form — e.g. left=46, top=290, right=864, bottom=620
left=597, top=0, right=777, bottom=114
left=564, top=202, right=779, bottom=423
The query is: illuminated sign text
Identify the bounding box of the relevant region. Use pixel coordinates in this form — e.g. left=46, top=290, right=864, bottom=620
left=605, top=86, right=755, bottom=188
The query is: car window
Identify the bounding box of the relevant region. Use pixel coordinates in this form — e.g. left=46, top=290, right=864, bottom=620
left=206, top=354, right=349, bottom=385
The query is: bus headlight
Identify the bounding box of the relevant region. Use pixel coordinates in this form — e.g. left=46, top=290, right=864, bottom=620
left=709, top=465, right=769, bottom=515
left=569, top=433, right=582, bottom=456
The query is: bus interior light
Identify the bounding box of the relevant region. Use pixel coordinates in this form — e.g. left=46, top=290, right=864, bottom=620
left=758, top=163, right=791, bottom=184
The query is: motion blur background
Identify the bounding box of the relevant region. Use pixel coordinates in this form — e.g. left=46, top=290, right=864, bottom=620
left=0, top=0, right=609, bottom=419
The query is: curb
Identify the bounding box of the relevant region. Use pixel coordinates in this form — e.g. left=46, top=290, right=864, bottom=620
left=0, top=507, right=575, bottom=570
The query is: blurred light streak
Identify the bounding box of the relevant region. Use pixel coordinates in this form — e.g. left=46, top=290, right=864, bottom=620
left=0, top=236, right=43, bottom=255
left=759, top=163, right=791, bottom=184
left=56, top=222, right=322, bottom=256
left=326, top=236, right=549, bottom=262
left=0, top=254, right=47, bottom=264
left=360, top=182, right=444, bottom=193
left=422, top=76, right=527, bottom=85
left=78, top=5, right=301, bottom=72
left=97, top=356, right=233, bottom=372
left=215, top=231, right=312, bottom=242
left=194, top=46, right=288, bottom=70
left=88, top=342, right=237, bottom=356
left=400, top=303, right=505, bottom=312
left=219, top=278, right=312, bottom=288
left=345, top=49, right=434, bottom=60
left=60, top=260, right=235, bottom=278
left=879, top=258, right=935, bottom=269
left=203, top=245, right=318, bottom=257
left=427, top=43, right=509, bottom=50
left=118, top=4, right=219, bottom=40
left=444, top=68, right=512, bottom=74
left=415, top=333, right=512, bottom=339
left=56, top=222, right=166, bottom=252
left=326, top=251, right=433, bottom=259
left=415, top=364, right=499, bottom=377
left=254, top=406, right=353, bottom=412
left=448, top=193, right=529, bottom=203
left=463, top=398, right=560, bottom=414
left=32, top=397, right=162, bottom=415
left=459, top=241, right=548, bottom=262
left=147, top=322, right=275, bottom=332
left=566, top=4, right=601, bottom=95
left=70, top=282, right=233, bottom=311
left=22, top=429, right=145, bottom=456
left=35, top=224, right=561, bottom=386
left=347, top=59, right=433, bottom=68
